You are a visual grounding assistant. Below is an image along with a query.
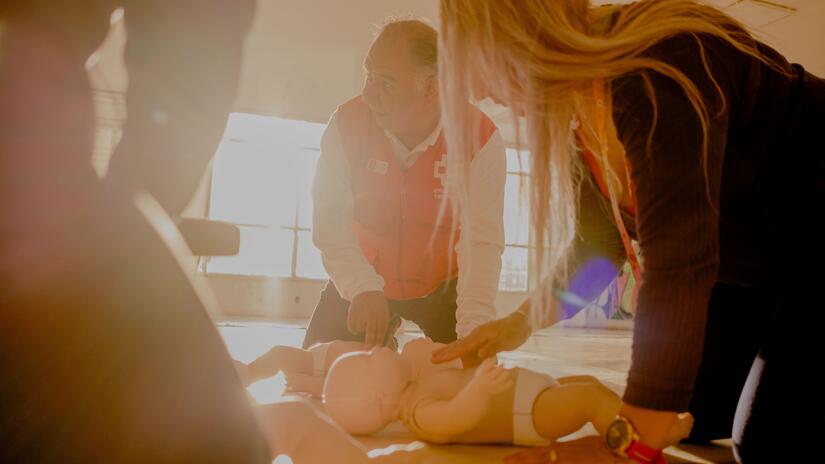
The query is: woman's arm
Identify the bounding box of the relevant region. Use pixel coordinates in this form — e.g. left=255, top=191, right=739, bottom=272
left=431, top=310, right=531, bottom=366
left=513, top=178, right=629, bottom=330
left=612, top=33, right=733, bottom=442
left=432, top=180, right=627, bottom=366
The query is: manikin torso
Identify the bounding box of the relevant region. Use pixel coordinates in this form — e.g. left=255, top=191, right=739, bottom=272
left=398, top=337, right=462, bottom=378
left=398, top=366, right=517, bottom=444
left=321, top=341, right=372, bottom=371
left=323, top=339, right=521, bottom=444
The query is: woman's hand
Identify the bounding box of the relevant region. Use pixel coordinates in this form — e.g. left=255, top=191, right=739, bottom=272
left=504, top=436, right=634, bottom=464
left=432, top=311, right=532, bottom=367
left=619, top=403, right=683, bottom=450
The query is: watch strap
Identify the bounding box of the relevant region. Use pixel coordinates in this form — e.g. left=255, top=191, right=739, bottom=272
left=626, top=440, right=666, bottom=464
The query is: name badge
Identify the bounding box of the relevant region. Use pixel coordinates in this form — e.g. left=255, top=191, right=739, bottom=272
left=367, top=158, right=389, bottom=175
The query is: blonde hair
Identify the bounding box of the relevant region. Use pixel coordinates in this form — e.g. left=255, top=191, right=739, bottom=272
left=438, top=0, right=767, bottom=328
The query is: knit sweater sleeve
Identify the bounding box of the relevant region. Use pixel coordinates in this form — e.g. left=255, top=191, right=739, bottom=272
left=612, top=34, right=732, bottom=411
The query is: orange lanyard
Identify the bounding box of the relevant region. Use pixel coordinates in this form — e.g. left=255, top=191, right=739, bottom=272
left=592, top=78, right=642, bottom=305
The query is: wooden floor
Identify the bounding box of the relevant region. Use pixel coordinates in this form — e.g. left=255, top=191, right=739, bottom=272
left=219, top=320, right=736, bottom=463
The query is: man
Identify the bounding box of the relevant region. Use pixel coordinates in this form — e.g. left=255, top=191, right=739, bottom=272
left=304, top=19, right=507, bottom=350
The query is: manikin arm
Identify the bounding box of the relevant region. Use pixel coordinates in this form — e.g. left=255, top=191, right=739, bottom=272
left=239, top=341, right=369, bottom=390
left=238, top=346, right=313, bottom=387
left=411, top=359, right=513, bottom=442
left=284, top=372, right=325, bottom=398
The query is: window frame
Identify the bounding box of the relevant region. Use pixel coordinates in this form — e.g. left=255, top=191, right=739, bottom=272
left=201, top=115, right=535, bottom=294
left=201, top=115, right=326, bottom=281
left=498, top=148, right=533, bottom=294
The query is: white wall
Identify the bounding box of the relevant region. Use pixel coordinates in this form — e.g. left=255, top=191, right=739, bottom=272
left=235, top=0, right=439, bottom=122
left=90, top=0, right=825, bottom=119
left=750, top=0, right=825, bottom=76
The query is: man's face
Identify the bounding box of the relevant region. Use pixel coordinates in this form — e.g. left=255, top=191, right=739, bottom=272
left=361, top=34, right=435, bottom=136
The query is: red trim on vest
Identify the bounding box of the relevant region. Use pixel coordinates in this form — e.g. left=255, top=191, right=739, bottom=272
left=336, top=96, right=497, bottom=300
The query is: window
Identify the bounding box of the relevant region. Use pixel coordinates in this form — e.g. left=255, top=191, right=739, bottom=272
left=205, top=113, right=326, bottom=279
left=500, top=148, right=531, bottom=293
left=206, top=114, right=533, bottom=292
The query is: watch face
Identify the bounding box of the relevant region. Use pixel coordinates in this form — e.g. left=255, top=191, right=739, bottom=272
left=605, top=419, right=630, bottom=451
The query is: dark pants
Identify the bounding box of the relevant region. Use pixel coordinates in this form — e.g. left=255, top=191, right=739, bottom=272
left=687, top=284, right=823, bottom=461
left=686, top=283, right=769, bottom=443
left=302, top=279, right=459, bottom=348
left=686, top=113, right=825, bottom=461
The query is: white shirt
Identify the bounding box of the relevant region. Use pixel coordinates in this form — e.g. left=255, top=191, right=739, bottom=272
left=312, top=111, right=506, bottom=338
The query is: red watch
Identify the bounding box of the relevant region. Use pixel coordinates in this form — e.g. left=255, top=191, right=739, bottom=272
left=604, top=415, right=666, bottom=464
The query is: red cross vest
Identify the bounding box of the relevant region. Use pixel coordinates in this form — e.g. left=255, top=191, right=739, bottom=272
left=336, top=96, right=497, bottom=300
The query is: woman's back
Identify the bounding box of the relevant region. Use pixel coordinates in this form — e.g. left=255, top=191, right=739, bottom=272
left=612, top=32, right=825, bottom=287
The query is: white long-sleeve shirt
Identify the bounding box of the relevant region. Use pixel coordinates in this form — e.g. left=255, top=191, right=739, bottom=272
left=312, top=111, right=506, bottom=338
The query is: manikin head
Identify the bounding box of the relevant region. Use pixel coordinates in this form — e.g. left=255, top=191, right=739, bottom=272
left=323, top=346, right=411, bottom=435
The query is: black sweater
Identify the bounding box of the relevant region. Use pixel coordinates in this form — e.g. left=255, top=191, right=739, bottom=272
left=569, top=33, right=825, bottom=411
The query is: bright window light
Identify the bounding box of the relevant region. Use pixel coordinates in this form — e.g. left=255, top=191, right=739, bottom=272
left=206, top=115, right=533, bottom=292
left=206, top=113, right=325, bottom=278
left=500, top=148, right=531, bottom=292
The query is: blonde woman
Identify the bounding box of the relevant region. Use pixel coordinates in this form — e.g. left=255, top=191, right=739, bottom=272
left=432, top=0, right=825, bottom=462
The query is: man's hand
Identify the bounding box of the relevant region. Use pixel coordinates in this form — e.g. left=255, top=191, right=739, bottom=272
left=347, top=291, right=390, bottom=346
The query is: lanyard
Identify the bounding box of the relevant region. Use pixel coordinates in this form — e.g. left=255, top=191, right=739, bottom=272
left=592, top=78, right=642, bottom=309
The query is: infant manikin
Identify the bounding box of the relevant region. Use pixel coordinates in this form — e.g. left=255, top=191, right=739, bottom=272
left=323, top=347, right=694, bottom=446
